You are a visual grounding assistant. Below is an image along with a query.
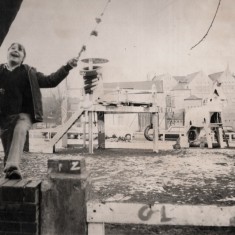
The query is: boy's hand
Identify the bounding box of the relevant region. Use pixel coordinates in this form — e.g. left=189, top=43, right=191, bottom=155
left=67, top=58, right=78, bottom=68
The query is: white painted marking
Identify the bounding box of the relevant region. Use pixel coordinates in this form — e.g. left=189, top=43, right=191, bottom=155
left=58, top=163, right=62, bottom=172
left=71, top=161, right=80, bottom=171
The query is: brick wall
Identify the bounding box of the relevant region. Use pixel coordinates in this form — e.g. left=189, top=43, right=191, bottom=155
left=0, top=178, right=41, bottom=235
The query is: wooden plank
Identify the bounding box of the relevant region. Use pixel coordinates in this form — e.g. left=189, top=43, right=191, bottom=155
left=88, top=111, right=94, bottom=154
left=43, top=109, right=84, bottom=152
left=218, top=127, right=226, bottom=148
left=97, top=112, right=105, bottom=149
left=152, top=113, right=159, bottom=153
left=83, top=112, right=87, bottom=148
left=87, top=201, right=235, bottom=227
left=88, top=223, right=105, bottom=235
left=205, top=127, right=213, bottom=149
left=105, top=141, right=174, bottom=150
left=92, top=104, right=157, bottom=113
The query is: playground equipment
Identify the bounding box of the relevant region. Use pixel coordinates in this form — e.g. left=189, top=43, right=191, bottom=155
left=39, top=56, right=106, bottom=153
left=34, top=69, right=228, bottom=152
left=184, top=104, right=226, bottom=148
left=144, top=80, right=228, bottom=149
left=37, top=53, right=161, bottom=154
left=39, top=85, right=161, bottom=154
left=183, top=80, right=227, bottom=148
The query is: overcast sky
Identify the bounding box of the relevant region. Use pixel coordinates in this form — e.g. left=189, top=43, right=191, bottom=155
left=0, top=0, right=234, bottom=89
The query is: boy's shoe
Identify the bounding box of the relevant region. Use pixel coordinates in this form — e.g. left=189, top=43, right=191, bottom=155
left=5, top=169, right=22, bottom=180
left=4, top=166, right=22, bottom=180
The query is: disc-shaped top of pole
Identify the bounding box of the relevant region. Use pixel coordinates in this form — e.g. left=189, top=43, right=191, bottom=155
left=81, top=58, right=109, bottom=64
left=79, top=65, right=101, bottom=76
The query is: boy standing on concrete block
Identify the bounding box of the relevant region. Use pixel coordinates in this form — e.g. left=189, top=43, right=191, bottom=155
left=0, top=43, right=78, bottom=179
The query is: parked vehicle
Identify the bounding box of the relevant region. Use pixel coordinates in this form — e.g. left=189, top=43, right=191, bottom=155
left=144, top=125, right=185, bottom=141
left=159, top=126, right=185, bottom=141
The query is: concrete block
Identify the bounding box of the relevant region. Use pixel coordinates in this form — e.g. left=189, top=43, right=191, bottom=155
left=41, top=156, right=89, bottom=235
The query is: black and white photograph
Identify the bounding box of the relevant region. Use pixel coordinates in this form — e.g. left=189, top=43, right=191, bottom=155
left=1, top=0, right=235, bottom=234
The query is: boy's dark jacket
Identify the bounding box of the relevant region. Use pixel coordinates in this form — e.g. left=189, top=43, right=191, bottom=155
left=0, top=64, right=70, bottom=123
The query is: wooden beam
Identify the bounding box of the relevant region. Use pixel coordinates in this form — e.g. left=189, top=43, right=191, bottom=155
left=88, top=111, right=94, bottom=154
left=218, top=127, right=226, bottom=148
left=88, top=223, right=105, bottom=235
left=205, top=127, right=213, bottom=149
left=42, top=109, right=84, bottom=153
left=152, top=112, right=159, bottom=153
left=87, top=201, right=235, bottom=227
left=83, top=112, right=87, bottom=148
left=92, top=104, right=156, bottom=113
left=97, top=112, right=105, bottom=149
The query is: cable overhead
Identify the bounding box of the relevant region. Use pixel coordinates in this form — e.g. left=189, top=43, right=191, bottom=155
left=76, top=0, right=112, bottom=61
left=190, top=0, right=222, bottom=50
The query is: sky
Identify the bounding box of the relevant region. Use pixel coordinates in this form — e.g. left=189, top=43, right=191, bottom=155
left=0, top=0, right=234, bottom=91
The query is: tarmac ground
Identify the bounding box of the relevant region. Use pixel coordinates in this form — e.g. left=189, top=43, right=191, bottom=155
left=1, top=145, right=235, bottom=234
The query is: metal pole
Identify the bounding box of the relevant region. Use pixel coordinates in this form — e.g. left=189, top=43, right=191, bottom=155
left=88, top=111, right=94, bottom=154
left=153, top=112, right=159, bottom=153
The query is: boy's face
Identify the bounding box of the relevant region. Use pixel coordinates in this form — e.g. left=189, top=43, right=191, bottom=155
left=7, top=43, right=25, bottom=65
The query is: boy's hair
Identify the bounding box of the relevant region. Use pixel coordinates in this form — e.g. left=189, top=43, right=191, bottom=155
left=8, top=43, right=26, bottom=62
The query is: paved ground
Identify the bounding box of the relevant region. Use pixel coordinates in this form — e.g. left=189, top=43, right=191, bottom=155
left=1, top=146, right=235, bottom=234
left=84, top=148, right=235, bottom=206
left=1, top=147, right=235, bottom=205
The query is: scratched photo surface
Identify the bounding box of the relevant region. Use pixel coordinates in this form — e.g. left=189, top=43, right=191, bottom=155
left=1, top=0, right=235, bottom=234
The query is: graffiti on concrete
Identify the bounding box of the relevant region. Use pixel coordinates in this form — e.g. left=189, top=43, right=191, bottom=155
left=160, top=205, right=172, bottom=222
left=138, top=205, right=156, bottom=221
left=138, top=205, right=173, bottom=222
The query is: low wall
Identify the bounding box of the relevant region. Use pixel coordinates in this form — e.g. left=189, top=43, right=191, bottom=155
left=0, top=155, right=89, bottom=235
left=0, top=179, right=41, bottom=235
